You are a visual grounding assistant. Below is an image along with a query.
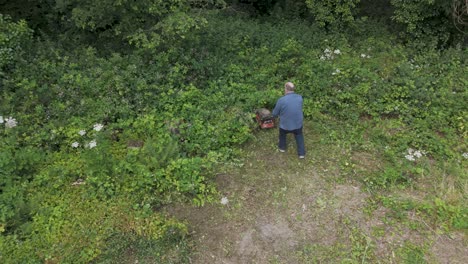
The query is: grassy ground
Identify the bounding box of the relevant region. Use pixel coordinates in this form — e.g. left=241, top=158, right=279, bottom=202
left=163, top=118, right=467, bottom=264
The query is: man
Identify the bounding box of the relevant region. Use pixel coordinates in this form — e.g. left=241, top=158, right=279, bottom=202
left=272, top=82, right=305, bottom=159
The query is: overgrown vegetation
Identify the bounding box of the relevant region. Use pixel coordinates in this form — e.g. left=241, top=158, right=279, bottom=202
left=1, top=0, right=466, bottom=262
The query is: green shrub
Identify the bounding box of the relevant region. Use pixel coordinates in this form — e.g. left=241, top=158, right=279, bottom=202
left=0, top=191, right=187, bottom=263
left=305, top=0, right=361, bottom=29
left=0, top=14, right=32, bottom=70
left=390, top=0, right=460, bottom=48
left=364, top=166, right=411, bottom=189
left=1, top=7, right=466, bottom=262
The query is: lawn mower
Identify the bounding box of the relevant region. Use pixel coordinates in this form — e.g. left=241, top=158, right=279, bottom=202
left=255, top=108, right=275, bottom=129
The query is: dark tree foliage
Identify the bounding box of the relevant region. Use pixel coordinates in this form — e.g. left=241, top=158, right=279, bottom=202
left=1, top=0, right=465, bottom=47
left=390, top=0, right=464, bottom=48
left=358, top=0, right=394, bottom=22
left=0, top=0, right=51, bottom=31
left=227, top=0, right=279, bottom=15
left=1, top=0, right=210, bottom=53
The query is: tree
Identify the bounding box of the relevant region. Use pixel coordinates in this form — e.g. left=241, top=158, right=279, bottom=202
left=43, top=0, right=208, bottom=50
left=391, top=0, right=466, bottom=47
left=305, top=0, right=361, bottom=29
left=450, top=0, right=467, bottom=34
left=0, top=14, right=32, bottom=71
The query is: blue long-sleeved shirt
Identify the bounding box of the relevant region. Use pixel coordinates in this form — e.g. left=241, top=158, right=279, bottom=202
left=272, top=92, right=303, bottom=130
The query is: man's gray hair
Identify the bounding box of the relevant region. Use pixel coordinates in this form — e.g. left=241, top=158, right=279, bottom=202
left=285, top=82, right=295, bottom=91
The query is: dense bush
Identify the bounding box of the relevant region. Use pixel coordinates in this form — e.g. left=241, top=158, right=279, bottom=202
left=1, top=3, right=466, bottom=262
left=0, top=14, right=32, bottom=70
left=390, top=0, right=461, bottom=48
left=305, top=0, right=361, bottom=28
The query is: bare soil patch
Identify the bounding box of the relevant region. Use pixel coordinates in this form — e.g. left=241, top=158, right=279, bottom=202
left=163, top=126, right=467, bottom=263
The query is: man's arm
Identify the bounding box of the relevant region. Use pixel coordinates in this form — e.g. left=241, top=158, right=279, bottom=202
left=272, top=99, right=281, bottom=117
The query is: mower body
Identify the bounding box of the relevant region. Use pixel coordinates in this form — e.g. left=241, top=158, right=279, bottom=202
left=256, top=108, right=275, bottom=129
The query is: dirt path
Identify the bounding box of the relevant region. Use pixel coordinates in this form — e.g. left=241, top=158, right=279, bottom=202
left=164, top=126, right=467, bottom=263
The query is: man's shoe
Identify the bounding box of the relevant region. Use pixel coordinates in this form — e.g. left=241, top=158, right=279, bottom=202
left=279, top=149, right=286, bottom=153
left=299, top=155, right=305, bottom=159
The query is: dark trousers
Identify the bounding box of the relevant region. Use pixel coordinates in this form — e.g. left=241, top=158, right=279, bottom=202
left=279, top=127, right=305, bottom=156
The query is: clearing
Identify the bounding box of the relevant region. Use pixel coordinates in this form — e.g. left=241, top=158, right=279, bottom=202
left=165, top=121, right=467, bottom=263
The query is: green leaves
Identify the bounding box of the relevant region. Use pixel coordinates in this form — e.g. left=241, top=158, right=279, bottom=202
left=40, top=0, right=209, bottom=52
left=0, top=14, right=32, bottom=71
left=1, top=5, right=467, bottom=262
left=390, top=0, right=457, bottom=48
left=305, top=0, right=361, bottom=29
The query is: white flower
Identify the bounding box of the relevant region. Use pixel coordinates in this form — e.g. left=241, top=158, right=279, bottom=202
left=71, top=179, right=85, bottom=186
left=361, top=53, right=371, bottom=59
left=220, top=197, right=229, bottom=205
left=462, top=153, right=468, bottom=159
left=93, top=123, right=104, bottom=131
left=324, top=48, right=331, bottom=53
left=413, top=150, right=423, bottom=158
left=334, top=49, right=341, bottom=55
left=78, top=130, right=86, bottom=136
left=5, top=117, right=17, bottom=128
left=71, top=142, right=80, bottom=148
left=0, top=116, right=3, bottom=124
left=320, top=55, right=326, bottom=60
left=405, top=148, right=425, bottom=161
left=87, top=140, right=97, bottom=149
